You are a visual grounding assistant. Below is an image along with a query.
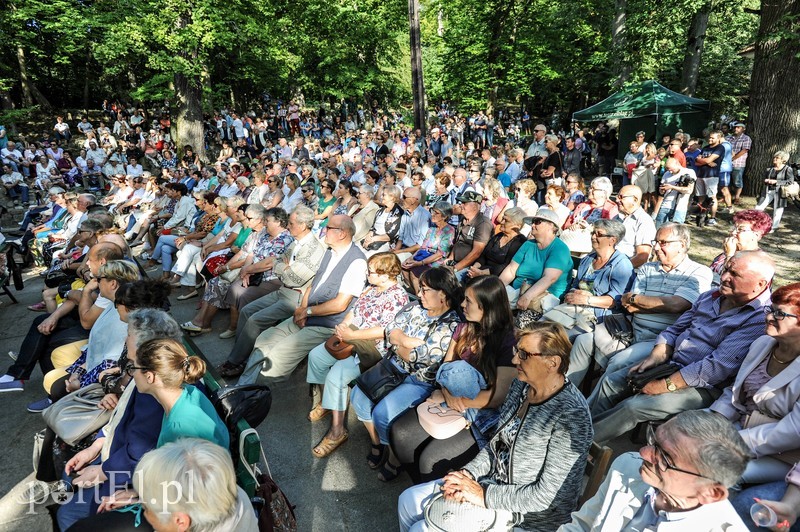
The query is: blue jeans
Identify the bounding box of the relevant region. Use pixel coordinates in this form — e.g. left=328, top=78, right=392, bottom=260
left=655, top=207, right=686, bottom=227
left=350, top=359, right=435, bottom=445
left=7, top=184, right=29, bottom=202
left=731, top=167, right=745, bottom=190
left=57, top=458, right=100, bottom=530
left=436, top=361, right=486, bottom=400
left=152, top=234, right=179, bottom=272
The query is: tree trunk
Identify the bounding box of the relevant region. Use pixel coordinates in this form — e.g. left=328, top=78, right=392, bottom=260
left=611, top=0, right=631, bottom=87
left=174, top=72, right=206, bottom=163
left=745, top=0, right=800, bottom=196
left=16, top=45, right=52, bottom=109
left=83, top=47, right=92, bottom=114
left=679, top=2, right=710, bottom=96
left=408, top=0, right=426, bottom=135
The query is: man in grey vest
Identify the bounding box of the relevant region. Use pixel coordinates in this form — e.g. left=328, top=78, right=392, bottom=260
left=237, top=214, right=368, bottom=385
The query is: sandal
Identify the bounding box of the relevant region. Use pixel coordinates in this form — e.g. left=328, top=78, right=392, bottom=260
left=312, top=430, right=348, bottom=458
left=377, top=461, right=403, bottom=482
left=308, top=404, right=331, bottom=422
left=366, top=443, right=388, bottom=470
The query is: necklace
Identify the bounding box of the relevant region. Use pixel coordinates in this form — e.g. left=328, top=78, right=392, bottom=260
left=771, top=350, right=794, bottom=365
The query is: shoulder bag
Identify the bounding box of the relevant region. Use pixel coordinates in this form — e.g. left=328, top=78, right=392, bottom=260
left=626, top=362, right=680, bottom=394
left=424, top=492, right=518, bottom=532
left=417, top=390, right=468, bottom=440
left=42, top=383, right=112, bottom=446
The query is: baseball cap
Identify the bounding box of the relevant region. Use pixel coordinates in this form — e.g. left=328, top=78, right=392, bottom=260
left=456, top=191, right=483, bottom=204
left=732, top=121, right=746, bottom=128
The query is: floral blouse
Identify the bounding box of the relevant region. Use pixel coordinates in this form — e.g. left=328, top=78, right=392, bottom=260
left=352, top=284, right=410, bottom=356
left=196, top=212, right=219, bottom=234
left=418, top=225, right=456, bottom=267
left=387, top=304, right=460, bottom=383
left=244, top=228, right=294, bottom=264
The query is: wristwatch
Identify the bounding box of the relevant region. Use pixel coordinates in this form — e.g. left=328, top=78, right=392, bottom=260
left=306, top=307, right=313, bottom=316
left=665, top=377, right=677, bottom=392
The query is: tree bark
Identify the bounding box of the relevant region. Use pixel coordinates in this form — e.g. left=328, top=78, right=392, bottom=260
left=746, top=0, right=800, bottom=196
left=679, top=1, right=711, bottom=97
left=16, top=45, right=51, bottom=109
left=174, top=72, right=206, bottom=163
left=612, top=0, right=631, bottom=87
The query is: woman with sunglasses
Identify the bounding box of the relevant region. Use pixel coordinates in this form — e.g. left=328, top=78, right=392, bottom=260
left=314, top=178, right=337, bottom=230
left=260, top=173, right=284, bottom=209
left=398, top=321, right=592, bottom=531
left=709, top=209, right=772, bottom=286
left=709, top=282, right=800, bottom=484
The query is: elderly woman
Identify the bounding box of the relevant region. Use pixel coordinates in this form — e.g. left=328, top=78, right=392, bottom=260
left=402, top=202, right=456, bottom=293
left=260, top=173, right=284, bottom=209
left=561, top=176, right=619, bottom=254
left=561, top=219, right=635, bottom=384
left=543, top=184, right=572, bottom=228
left=350, top=267, right=462, bottom=481
left=398, top=321, right=592, bottom=531
left=147, top=191, right=219, bottom=280
left=360, top=185, right=404, bottom=255
left=480, top=177, right=509, bottom=224
left=467, top=206, right=527, bottom=279
left=709, top=209, right=772, bottom=286
left=425, top=172, right=452, bottom=208
left=756, top=150, right=796, bottom=232
left=233, top=175, right=252, bottom=200
left=709, top=282, right=800, bottom=483
left=246, top=171, right=269, bottom=205
left=392, top=276, right=517, bottom=484
left=353, top=184, right=381, bottom=242
left=498, top=178, right=539, bottom=225
left=499, top=208, right=573, bottom=314
left=180, top=205, right=292, bottom=334
left=306, top=253, right=409, bottom=458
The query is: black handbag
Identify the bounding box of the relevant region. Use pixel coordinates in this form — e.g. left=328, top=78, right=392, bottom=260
left=355, top=356, right=408, bottom=407
left=210, top=383, right=272, bottom=430
left=626, top=362, right=680, bottom=394
left=603, top=313, right=634, bottom=347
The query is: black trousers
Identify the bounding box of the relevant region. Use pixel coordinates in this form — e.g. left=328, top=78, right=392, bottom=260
left=6, top=313, right=89, bottom=381
left=390, top=408, right=480, bottom=484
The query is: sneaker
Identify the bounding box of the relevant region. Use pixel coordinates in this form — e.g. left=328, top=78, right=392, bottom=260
left=139, top=251, right=151, bottom=260
left=0, top=379, right=24, bottom=393
left=27, top=397, right=52, bottom=413
left=219, top=329, right=236, bottom=339
left=17, top=480, right=70, bottom=505
left=706, top=218, right=718, bottom=226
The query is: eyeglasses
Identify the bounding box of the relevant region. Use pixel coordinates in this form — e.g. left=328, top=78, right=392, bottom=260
left=326, top=226, right=343, bottom=232
left=513, top=346, right=546, bottom=360
left=531, top=219, right=551, bottom=226
left=651, top=239, right=681, bottom=247
left=617, top=195, right=637, bottom=200
left=246, top=216, right=258, bottom=221
left=764, top=306, right=799, bottom=321
left=124, top=361, right=149, bottom=377
left=591, top=232, right=614, bottom=238
left=646, top=424, right=712, bottom=480
left=730, top=226, right=754, bottom=234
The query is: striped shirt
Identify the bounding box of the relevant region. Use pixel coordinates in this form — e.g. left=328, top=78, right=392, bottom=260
left=657, top=288, right=772, bottom=389
left=631, top=257, right=713, bottom=341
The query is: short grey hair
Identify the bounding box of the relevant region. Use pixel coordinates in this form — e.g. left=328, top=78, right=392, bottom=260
left=501, top=207, right=526, bottom=229
left=127, top=309, right=182, bottom=350
left=593, top=219, right=626, bottom=245
left=666, top=410, right=751, bottom=488
left=134, top=438, right=238, bottom=531
left=358, top=185, right=375, bottom=199
left=245, top=203, right=268, bottom=222
left=382, top=185, right=402, bottom=204
left=590, top=177, right=613, bottom=196
left=774, top=151, right=790, bottom=164
left=79, top=193, right=97, bottom=206
left=292, top=205, right=315, bottom=229
left=335, top=215, right=356, bottom=239
left=658, top=222, right=691, bottom=249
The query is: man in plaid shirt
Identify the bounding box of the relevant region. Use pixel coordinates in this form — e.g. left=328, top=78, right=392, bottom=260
left=727, top=122, right=752, bottom=204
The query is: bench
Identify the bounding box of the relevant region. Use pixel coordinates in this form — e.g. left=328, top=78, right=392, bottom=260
left=182, top=335, right=262, bottom=497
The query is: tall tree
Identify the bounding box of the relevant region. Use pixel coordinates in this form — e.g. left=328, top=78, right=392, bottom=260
left=680, top=0, right=711, bottom=96
left=746, top=0, right=800, bottom=196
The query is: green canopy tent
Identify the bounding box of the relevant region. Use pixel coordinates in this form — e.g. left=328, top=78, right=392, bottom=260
left=572, top=80, right=712, bottom=159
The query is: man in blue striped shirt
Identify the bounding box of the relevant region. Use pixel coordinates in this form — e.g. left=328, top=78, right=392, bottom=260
left=590, top=250, right=774, bottom=443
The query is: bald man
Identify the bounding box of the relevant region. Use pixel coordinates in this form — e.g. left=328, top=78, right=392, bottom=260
left=615, top=185, right=656, bottom=268
left=590, top=250, right=775, bottom=443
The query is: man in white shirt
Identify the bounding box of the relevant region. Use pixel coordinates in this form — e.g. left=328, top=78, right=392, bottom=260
left=654, top=158, right=696, bottom=226
left=1, top=141, right=24, bottom=171
left=559, top=410, right=750, bottom=532
left=86, top=140, right=107, bottom=166
left=126, top=157, right=143, bottom=177
left=2, top=164, right=28, bottom=204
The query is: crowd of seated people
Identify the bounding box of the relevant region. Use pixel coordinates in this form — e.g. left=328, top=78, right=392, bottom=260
left=2, top=108, right=799, bottom=532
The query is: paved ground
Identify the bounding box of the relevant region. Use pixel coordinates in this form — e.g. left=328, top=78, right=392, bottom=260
left=1, top=197, right=797, bottom=531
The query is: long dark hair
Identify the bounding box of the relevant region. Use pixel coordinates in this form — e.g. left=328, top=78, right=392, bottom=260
left=454, top=275, right=513, bottom=386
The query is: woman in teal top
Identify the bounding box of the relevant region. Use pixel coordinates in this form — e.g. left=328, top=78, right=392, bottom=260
left=499, top=208, right=573, bottom=310
left=131, top=337, right=229, bottom=449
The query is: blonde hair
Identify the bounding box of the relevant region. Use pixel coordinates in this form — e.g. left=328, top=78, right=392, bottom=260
left=516, top=321, right=572, bottom=375
left=98, top=260, right=139, bottom=283
left=515, top=179, right=538, bottom=197
left=137, top=338, right=206, bottom=387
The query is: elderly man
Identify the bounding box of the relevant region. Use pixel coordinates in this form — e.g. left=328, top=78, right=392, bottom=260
left=615, top=185, right=656, bottom=268
left=446, top=191, right=492, bottom=276
left=82, top=159, right=104, bottom=191
left=2, top=163, right=28, bottom=205
left=447, top=167, right=475, bottom=223
left=392, top=187, right=431, bottom=263
left=560, top=410, right=750, bottom=531
left=590, top=250, right=774, bottom=443
left=525, top=124, right=548, bottom=159
left=237, top=215, right=367, bottom=384
left=216, top=206, right=328, bottom=377
left=86, top=140, right=107, bottom=167
left=568, top=224, right=711, bottom=388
